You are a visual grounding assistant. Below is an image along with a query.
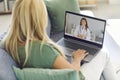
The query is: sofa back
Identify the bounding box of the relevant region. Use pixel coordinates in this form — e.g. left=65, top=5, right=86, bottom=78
left=0, top=46, right=17, bottom=80
left=0, top=33, right=17, bottom=80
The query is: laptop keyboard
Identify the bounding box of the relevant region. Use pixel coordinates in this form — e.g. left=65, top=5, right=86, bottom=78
left=63, top=40, right=99, bottom=55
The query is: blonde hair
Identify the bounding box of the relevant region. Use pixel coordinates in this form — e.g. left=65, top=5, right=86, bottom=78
left=2, top=0, right=65, bottom=67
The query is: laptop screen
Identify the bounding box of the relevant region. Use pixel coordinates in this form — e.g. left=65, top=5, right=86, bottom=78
left=64, top=11, right=106, bottom=46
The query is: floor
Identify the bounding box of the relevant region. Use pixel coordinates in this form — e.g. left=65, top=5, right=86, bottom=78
left=0, top=2, right=120, bottom=79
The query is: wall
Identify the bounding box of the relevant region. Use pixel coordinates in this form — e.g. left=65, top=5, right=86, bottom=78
left=0, top=2, right=4, bottom=12
left=97, top=0, right=120, bottom=4
left=97, top=0, right=108, bottom=3
left=109, top=0, right=120, bottom=4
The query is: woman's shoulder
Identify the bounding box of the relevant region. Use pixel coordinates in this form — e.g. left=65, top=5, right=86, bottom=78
left=31, top=41, right=57, bottom=51
left=32, top=41, right=60, bottom=55
left=32, top=41, right=52, bottom=47
left=18, top=41, right=59, bottom=55
left=18, top=40, right=53, bottom=49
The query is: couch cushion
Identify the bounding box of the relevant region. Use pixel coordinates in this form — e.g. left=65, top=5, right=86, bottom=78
left=0, top=32, right=6, bottom=42
left=0, top=47, right=17, bottom=80
left=13, top=66, right=84, bottom=80
left=46, top=16, right=51, bottom=37
left=44, top=0, right=80, bottom=34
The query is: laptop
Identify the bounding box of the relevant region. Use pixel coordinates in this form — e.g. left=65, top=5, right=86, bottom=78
left=57, top=11, right=106, bottom=63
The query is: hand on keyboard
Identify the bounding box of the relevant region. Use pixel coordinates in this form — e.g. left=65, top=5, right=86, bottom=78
left=72, top=49, right=89, bottom=62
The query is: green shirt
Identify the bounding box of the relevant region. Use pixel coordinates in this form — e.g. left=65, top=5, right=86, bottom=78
left=18, top=41, right=85, bottom=80
left=18, top=41, right=60, bottom=68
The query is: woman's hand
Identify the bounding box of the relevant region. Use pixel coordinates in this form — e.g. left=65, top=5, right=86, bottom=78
left=72, top=49, right=88, bottom=62
left=53, top=49, right=88, bottom=71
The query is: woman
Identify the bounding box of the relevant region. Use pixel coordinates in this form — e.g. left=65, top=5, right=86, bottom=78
left=74, top=18, right=91, bottom=40
left=2, top=0, right=118, bottom=80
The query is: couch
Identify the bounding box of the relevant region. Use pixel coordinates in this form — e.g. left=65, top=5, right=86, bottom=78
left=0, top=11, right=106, bottom=80
left=0, top=0, right=109, bottom=80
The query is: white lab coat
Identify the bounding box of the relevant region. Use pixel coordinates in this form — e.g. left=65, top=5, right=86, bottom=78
left=73, top=25, right=91, bottom=40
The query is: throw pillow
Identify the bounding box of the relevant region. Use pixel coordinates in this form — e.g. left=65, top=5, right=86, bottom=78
left=44, top=0, right=80, bottom=34
left=13, top=66, right=85, bottom=80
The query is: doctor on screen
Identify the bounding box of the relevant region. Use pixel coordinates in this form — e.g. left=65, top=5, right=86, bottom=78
left=74, top=18, right=91, bottom=40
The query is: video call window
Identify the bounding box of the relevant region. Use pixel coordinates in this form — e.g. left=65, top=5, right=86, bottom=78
left=65, top=13, right=105, bottom=44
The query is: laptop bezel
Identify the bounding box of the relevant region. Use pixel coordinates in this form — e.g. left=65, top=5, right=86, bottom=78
left=64, top=11, right=106, bottom=48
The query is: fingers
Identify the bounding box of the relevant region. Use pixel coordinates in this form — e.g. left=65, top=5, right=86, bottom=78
left=84, top=52, right=89, bottom=56
left=77, top=49, right=87, bottom=54
left=72, top=49, right=89, bottom=61
left=72, top=49, right=89, bottom=57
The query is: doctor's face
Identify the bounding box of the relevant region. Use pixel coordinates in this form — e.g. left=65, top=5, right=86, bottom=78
left=81, top=19, right=86, bottom=27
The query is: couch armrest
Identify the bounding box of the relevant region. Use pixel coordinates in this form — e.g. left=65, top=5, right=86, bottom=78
left=0, top=48, right=17, bottom=80
left=0, top=32, right=6, bottom=42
